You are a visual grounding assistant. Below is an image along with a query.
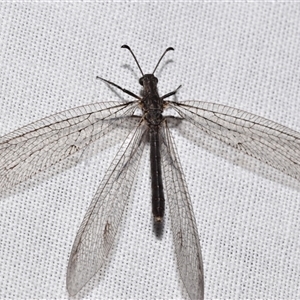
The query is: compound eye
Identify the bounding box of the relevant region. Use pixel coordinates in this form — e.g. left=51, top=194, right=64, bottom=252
left=139, top=78, right=144, bottom=86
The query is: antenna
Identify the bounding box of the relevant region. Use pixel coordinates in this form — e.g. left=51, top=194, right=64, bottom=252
left=121, top=45, right=174, bottom=76
left=121, top=45, right=144, bottom=76
left=152, top=47, right=174, bottom=75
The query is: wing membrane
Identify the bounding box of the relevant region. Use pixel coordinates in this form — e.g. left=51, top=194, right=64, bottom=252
left=0, top=101, right=139, bottom=191
left=160, top=120, right=204, bottom=300
left=170, top=100, right=300, bottom=180
left=66, top=122, right=146, bottom=296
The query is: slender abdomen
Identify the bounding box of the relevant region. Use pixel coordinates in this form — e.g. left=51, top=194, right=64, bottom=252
left=149, top=126, right=165, bottom=222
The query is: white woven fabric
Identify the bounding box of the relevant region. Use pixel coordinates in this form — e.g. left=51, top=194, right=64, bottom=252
left=0, top=3, right=300, bottom=299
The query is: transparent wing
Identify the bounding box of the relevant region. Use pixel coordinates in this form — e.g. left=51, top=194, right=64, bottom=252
left=0, top=101, right=139, bottom=191
left=160, top=120, right=204, bottom=300
left=66, top=122, right=146, bottom=296
left=170, top=100, right=300, bottom=180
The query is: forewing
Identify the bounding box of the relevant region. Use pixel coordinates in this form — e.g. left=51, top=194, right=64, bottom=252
left=66, top=122, right=146, bottom=296
left=160, top=120, right=204, bottom=300
left=0, top=101, right=139, bottom=191
left=170, top=100, right=300, bottom=181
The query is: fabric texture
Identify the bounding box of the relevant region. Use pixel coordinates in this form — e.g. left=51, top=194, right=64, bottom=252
left=0, top=3, right=300, bottom=299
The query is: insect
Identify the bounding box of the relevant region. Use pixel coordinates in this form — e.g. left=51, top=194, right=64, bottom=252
left=1, top=46, right=300, bottom=299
